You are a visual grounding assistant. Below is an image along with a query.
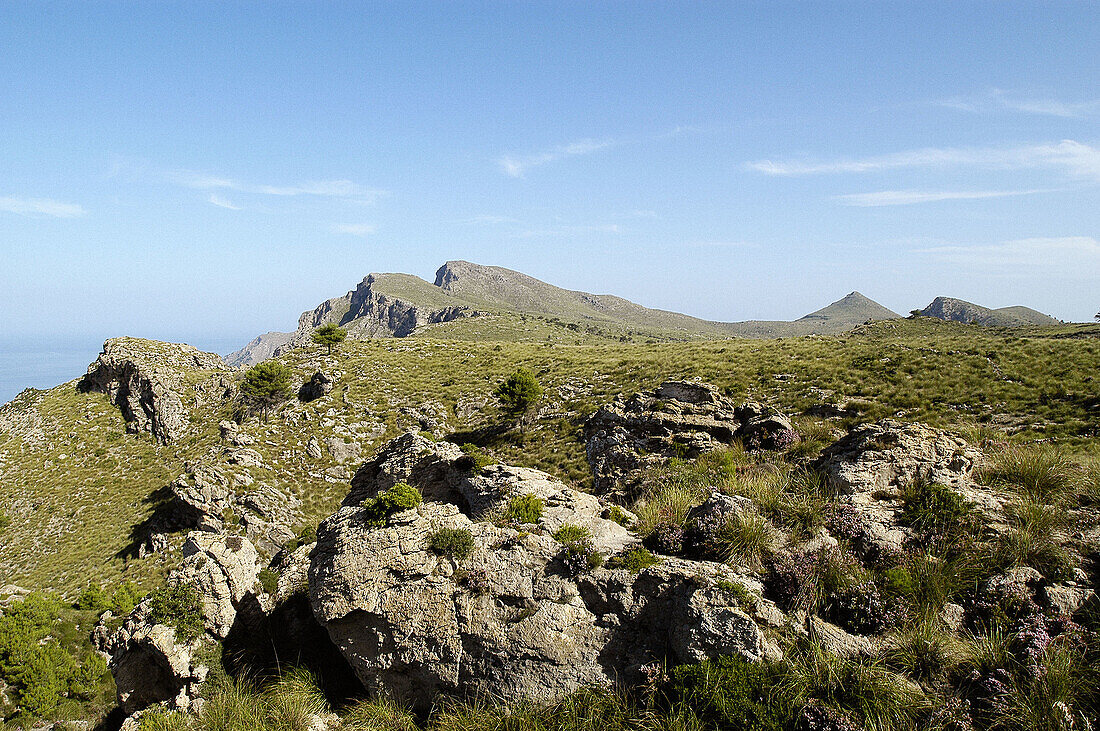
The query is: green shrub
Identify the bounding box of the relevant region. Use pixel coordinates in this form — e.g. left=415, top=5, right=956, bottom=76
left=668, top=656, right=787, bottom=731
left=880, top=619, right=967, bottom=681
left=76, top=585, right=107, bottom=612
left=110, top=581, right=140, bottom=614
left=607, top=547, right=660, bottom=573
left=716, top=580, right=757, bottom=609
left=552, top=524, right=591, bottom=544
left=0, top=511, right=10, bottom=533
left=898, top=478, right=973, bottom=539
left=428, top=527, right=476, bottom=560
left=148, top=584, right=204, bottom=641
left=458, top=443, right=495, bottom=474
left=605, top=506, right=632, bottom=527
left=240, top=361, right=293, bottom=421
left=713, top=512, right=777, bottom=569
left=507, top=493, right=544, bottom=524
left=258, top=568, right=279, bottom=595
left=494, top=368, right=542, bottom=417
left=284, top=524, right=317, bottom=553
left=362, top=483, right=423, bottom=526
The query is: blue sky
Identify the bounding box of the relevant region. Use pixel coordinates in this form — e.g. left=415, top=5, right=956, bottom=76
left=1, top=1, right=1098, bottom=347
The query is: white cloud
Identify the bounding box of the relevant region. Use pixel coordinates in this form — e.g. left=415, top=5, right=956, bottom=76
left=0, top=195, right=86, bottom=218
left=454, top=214, right=519, bottom=225
left=937, top=89, right=1100, bottom=119
left=168, top=170, right=386, bottom=202
left=331, top=223, right=376, bottom=237
left=747, top=140, right=1100, bottom=181
left=498, top=137, right=615, bottom=177
left=917, top=236, right=1100, bottom=268
left=208, top=194, right=242, bottom=210
left=837, top=189, right=1047, bottom=207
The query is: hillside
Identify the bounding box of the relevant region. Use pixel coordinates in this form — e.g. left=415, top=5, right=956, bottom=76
left=919, top=296, right=1062, bottom=328
left=229, top=260, right=901, bottom=365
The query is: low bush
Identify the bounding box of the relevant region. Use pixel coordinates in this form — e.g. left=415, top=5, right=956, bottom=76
left=148, top=584, right=204, bottom=641
left=507, top=493, right=544, bottom=524
left=362, top=483, right=423, bottom=526
left=457, top=443, right=495, bottom=474
left=258, top=568, right=279, bottom=595
left=898, top=478, right=974, bottom=540
left=561, top=539, right=603, bottom=576
left=606, top=547, right=659, bottom=573
left=667, top=656, right=787, bottom=731
left=552, top=524, right=591, bottom=544
left=428, top=527, right=475, bottom=560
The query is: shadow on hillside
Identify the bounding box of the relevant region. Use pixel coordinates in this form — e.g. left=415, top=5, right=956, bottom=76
left=446, top=420, right=512, bottom=448
left=115, top=484, right=176, bottom=560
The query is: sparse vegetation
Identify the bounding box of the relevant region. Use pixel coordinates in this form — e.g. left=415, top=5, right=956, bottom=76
left=428, top=527, right=475, bottom=560
left=361, top=483, right=423, bottom=526
left=606, top=547, right=659, bottom=573
left=148, top=583, right=204, bottom=641
left=507, top=493, right=544, bottom=524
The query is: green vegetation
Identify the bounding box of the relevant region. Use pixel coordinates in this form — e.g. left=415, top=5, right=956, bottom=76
left=457, top=443, right=494, bottom=474
left=240, top=361, right=293, bottom=421
left=0, top=594, right=113, bottom=721
left=667, top=656, right=785, bottom=731
left=552, top=524, right=591, bottom=544
left=606, top=547, right=659, bottom=573
left=0, top=511, right=9, bottom=533
left=898, top=478, right=974, bottom=539
left=428, top=527, right=475, bottom=560
left=311, top=323, right=348, bottom=355
left=258, top=568, right=279, bottom=595
left=507, top=493, right=544, bottom=524
left=361, top=483, right=423, bottom=526
left=76, top=581, right=140, bottom=615
left=148, top=583, right=204, bottom=641
left=493, top=368, right=542, bottom=419
left=978, top=445, right=1079, bottom=503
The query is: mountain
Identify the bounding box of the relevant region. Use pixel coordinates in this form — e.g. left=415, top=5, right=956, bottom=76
left=919, top=297, right=1061, bottom=328
left=229, top=260, right=900, bottom=364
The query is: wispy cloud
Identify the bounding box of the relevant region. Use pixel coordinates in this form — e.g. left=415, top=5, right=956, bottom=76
left=917, top=236, right=1100, bottom=268
left=513, top=223, right=621, bottom=238
left=837, top=189, right=1048, bottom=207
left=208, top=194, right=242, bottom=210
left=747, top=140, right=1100, bottom=181
left=937, top=89, right=1100, bottom=119
left=169, top=170, right=387, bottom=202
left=331, top=223, right=376, bottom=237
left=0, top=195, right=86, bottom=218
left=454, top=214, right=519, bottom=225
left=498, top=138, right=616, bottom=177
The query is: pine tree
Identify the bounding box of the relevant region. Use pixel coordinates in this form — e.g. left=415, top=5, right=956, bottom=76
left=494, top=368, right=542, bottom=429
left=312, top=323, right=348, bottom=354
left=241, top=361, right=293, bottom=421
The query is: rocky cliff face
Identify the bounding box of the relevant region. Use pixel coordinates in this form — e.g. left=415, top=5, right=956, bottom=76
left=919, top=297, right=1061, bottom=327
left=78, top=338, right=228, bottom=443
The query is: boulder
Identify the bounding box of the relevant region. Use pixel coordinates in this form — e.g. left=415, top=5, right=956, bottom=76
left=174, top=533, right=261, bottom=638
left=308, top=433, right=783, bottom=711
left=585, top=381, right=798, bottom=499
left=298, top=371, right=333, bottom=403
left=78, top=337, right=225, bottom=443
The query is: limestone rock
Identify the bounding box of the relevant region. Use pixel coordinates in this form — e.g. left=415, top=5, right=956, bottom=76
left=78, top=337, right=225, bottom=443
left=175, top=532, right=261, bottom=638
left=585, top=381, right=798, bottom=499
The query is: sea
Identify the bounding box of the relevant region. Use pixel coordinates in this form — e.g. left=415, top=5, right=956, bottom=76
left=0, top=335, right=248, bottom=406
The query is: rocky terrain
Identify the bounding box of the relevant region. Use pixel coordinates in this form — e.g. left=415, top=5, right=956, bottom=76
left=1, top=317, right=1099, bottom=730
left=919, top=296, right=1062, bottom=328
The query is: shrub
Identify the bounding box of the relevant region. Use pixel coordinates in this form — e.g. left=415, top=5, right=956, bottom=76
left=0, top=511, right=10, bottom=532
left=457, top=443, right=495, bottom=474
left=605, top=506, right=632, bottom=527
left=507, top=493, right=544, bottom=524
left=552, top=524, right=591, bottom=544
left=898, top=478, right=973, bottom=539
left=881, top=619, right=968, bottom=681
left=284, top=524, right=317, bottom=553
left=362, top=483, right=423, bottom=526
left=148, top=583, right=205, bottom=641
left=716, top=580, right=757, bottom=609
left=429, top=527, right=476, bottom=560
left=667, top=656, right=787, bottom=731
left=561, top=539, right=604, bottom=576
left=258, top=568, right=279, bottom=595
left=607, top=547, right=659, bottom=573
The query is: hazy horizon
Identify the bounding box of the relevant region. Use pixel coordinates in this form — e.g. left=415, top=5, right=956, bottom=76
left=2, top=2, right=1097, bottom=344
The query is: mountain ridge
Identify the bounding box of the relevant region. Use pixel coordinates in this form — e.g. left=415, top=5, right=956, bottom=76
left=918, top=296, right=1061, bottom=328
left=228, top=260, right=903, bottom=365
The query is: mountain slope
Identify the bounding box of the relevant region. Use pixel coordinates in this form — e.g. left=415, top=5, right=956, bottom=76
left=919, top=297, right=1061, bottom=328
left=230, top=261, right=901, bottom=363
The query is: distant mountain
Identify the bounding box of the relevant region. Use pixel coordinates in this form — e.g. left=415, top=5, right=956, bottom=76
left=229, top=260, right=901, bottom=364
left=919, top=297, right=1061, bottom=328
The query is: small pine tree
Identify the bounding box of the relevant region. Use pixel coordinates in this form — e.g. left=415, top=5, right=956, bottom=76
left=493, top=368, right=542, bottom=425
left=1095, top=311, right=1099, bottom=322
left=311, top=323, right=348, bottom=354
left=241, top=361, right=293, bottom=421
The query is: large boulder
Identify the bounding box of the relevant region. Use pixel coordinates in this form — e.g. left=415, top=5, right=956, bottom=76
left=308, top=432, right=782, bottom=711
left=79, top=337, right=226, bottom=443
left=174, top=533, right=261, bottom=638
left=585, top=381, right=798, bottom=499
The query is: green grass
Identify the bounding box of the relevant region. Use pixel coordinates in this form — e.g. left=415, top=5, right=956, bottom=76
left=506, top=494, right=544, bottom=525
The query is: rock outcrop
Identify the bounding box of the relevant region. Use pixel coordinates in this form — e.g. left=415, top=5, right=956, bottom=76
left=79, top=338, right=227, bottom=443
left=308, top=432, right=782, bottom=711
left=585, top=381, right=798, bottom=498
left=298, top=371, right=333, bottom=402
